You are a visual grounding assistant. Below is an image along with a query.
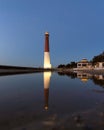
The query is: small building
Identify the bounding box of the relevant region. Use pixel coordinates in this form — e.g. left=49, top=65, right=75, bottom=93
left=94, top=62, right=104, bottom=69
left=77, top=58, right=92, bottom=69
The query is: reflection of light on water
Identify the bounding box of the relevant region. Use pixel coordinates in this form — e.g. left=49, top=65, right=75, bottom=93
left=44, top=72, right=51, bottom=110
left=44, top=72, right=51, bottom=89
left=77, top=72, right=89, bottom=83
left=81, top=78, right=88, bottom=82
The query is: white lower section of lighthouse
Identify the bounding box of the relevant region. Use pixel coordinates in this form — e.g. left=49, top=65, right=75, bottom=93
left=44, top=52, right=52, bottom=68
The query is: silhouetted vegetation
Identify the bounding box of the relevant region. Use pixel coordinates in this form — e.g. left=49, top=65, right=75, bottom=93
left=58, top=62, right=77, bottom=68
left=91, top=51, right=104, bottom=65
left=58, top=64, right=66, bottom=68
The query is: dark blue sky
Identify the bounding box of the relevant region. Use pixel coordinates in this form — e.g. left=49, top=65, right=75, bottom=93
left=0, top=0, right=104, bottom=67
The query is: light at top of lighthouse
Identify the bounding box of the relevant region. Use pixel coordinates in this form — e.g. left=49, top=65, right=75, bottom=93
left=45, top=32, right=49, bottom=35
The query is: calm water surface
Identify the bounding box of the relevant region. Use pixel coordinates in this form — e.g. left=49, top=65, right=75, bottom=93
left=0, top=72, right=104, bottom=129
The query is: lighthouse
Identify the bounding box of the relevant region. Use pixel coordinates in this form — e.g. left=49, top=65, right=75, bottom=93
left=44, top=32, right=52, bottom=68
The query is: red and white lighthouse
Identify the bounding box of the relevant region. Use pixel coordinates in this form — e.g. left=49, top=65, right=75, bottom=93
left=44, top=32, right=52, bottom=68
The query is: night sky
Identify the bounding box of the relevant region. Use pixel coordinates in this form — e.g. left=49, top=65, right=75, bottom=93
left=0, top=0, right=104, bottom=67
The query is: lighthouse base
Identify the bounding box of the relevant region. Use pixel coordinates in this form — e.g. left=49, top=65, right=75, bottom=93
left=44, top=52, right=52, bottom=69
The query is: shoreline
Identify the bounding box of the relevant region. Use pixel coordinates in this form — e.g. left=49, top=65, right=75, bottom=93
left=0, top=67, right=104, bottom=77
left=56, top=68, right=104, bottom=75
left=0, top=67, right=56, bottom=76
left=77, top=70, right=104, bottom=75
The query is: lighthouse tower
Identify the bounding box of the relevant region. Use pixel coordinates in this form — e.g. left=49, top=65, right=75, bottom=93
left=44, top=32, right=52, bottom=68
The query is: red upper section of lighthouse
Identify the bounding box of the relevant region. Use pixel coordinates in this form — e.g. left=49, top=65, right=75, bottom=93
left=44, top=32, right=49, bottom=52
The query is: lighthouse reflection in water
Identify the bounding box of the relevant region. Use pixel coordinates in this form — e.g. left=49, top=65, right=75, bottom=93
left=43, top=71, right=51, bottom=110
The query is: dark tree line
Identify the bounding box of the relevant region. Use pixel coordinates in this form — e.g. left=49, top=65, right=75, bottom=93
left=91, top=51, right=104, bottom=64
left=58, top=62, right=77, bottom=68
